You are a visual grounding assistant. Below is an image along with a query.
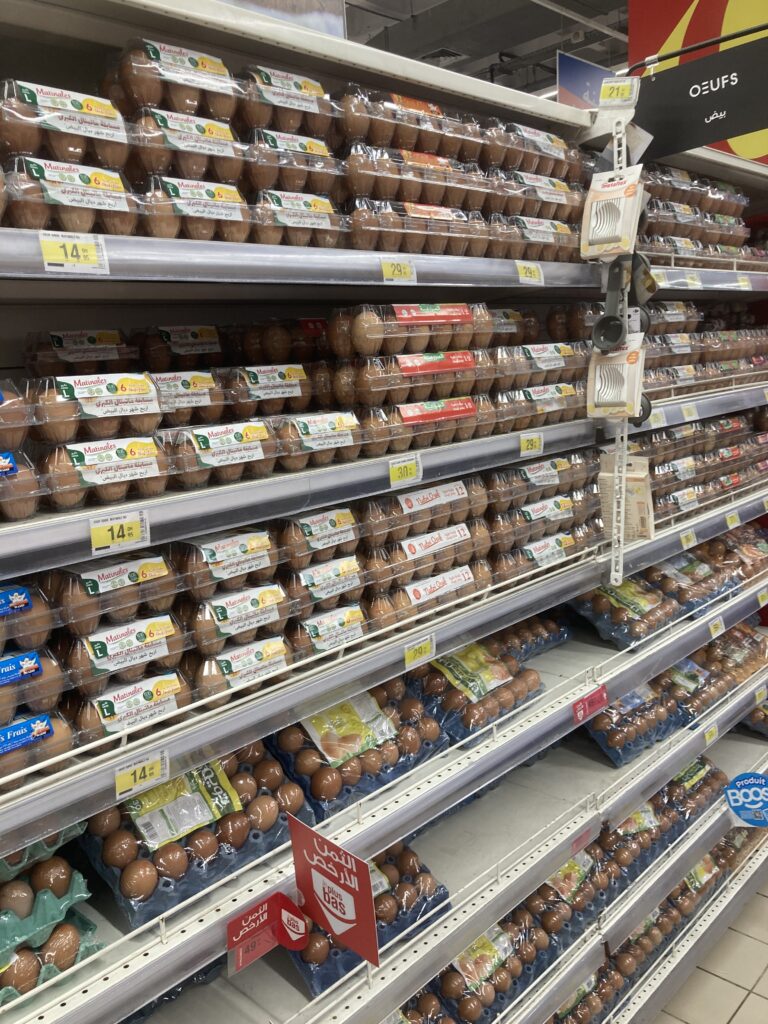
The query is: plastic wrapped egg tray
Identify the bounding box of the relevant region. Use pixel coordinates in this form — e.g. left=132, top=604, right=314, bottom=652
left=0, top=908, right=101, bottom=1005
left=0, top=821, right=86, bottom=884
left=568, top=577, right=684, bottom=650
left=584, top=684, right=690, bottom=768
left=288, top=840, right=450, bottom=998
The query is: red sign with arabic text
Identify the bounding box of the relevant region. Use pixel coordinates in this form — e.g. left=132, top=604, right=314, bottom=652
left=392, top=303, right=471, bottom=324
left=572, top=683, right=608, bottom=725
left=397, top=397, right=476, bottom=424
left=288, top=814, right=379, bottom=966
left=226, top=891, right=307, bottom=973
left=396, top=351, right=475, bottom=375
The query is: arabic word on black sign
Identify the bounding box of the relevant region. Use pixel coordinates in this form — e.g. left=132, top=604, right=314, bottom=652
left=633, top=34, right=768, bottom=160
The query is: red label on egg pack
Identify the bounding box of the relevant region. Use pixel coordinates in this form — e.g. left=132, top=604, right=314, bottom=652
left=227, top=891, right=308, bottom=973
left=395, top=351, right=475, bottom=375
left=296, top=318, right=327, bottom=337
left=399, top=149, right=450, bottom=167
left=392, top=303, right=472, bottom=324
left=572, top=683, right=608, bottom=725
left=398, top=397, right=476, bottom=424
left=289, top=815, right=379, bottom=966
left=390, top=93, right=442, bottom=116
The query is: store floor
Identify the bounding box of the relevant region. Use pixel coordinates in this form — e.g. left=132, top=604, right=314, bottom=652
left=652, top=892, right=768, bottom=1024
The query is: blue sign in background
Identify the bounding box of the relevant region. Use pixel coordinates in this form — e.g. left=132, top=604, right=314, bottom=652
left=724, top=772, right=768, bottom=827
left=556, top=51, right=611, bottom=110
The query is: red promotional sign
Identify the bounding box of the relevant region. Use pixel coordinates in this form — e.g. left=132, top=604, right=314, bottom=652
left=226, top=891, right=308, bottom=973
left=288, top=814, right=379, bottom=966
left=572, top=683, right=608, bottom=725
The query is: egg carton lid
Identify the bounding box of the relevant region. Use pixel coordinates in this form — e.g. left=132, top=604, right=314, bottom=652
left=35, top=434, right=175, bottom=493
left=118, top=39, right=240, bottom=95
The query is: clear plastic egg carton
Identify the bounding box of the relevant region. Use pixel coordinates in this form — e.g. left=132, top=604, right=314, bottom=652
left=642, top=165, right=748, bottom=216
left=361, top=398, right=495, bottom=453
left=0, top=644, right=74, bottom=726
left=2, top=156, right=140, bottom=234
left=234, top=65, right=334, bottom=141
left=491, top=342, right=590, bottom=387
left=25, top=330, right=140, bottom=377
left=510, top=216, right=581, bottom=261
left=481, top=118, right=585, bottom=183
left=349, top=198, right=483, bottom=256
left=643, top=334, right=705, bottom=370
left=493, top=382, right=587, bottom=431
left=0, top=80, right=130, bottom=169
left=485, top=489, right=598, bottom=554
left=0, top=450, right=50, bottom=522
left=241, top=129, right=343, bottom=196
left=646, top=302, right=702, bottom=335
left=505, top=170, right=585, bottom=222
left=327, top=303, right=494, bottom=358
left=138, top=174, right=251, bottom=242
left=643, top=200, right=703, bottom=240
left=37, top=434, right=173, bottom=511
left=341, top=351, right=496, bottom=406
left=162, top=419, right=278, bottom=488
left=0, top=582, right=61, bottom=655
left=699, top=213, right=749, bottom=247
left=0, top=711, right=84, bottom=791
left=131, top=323, right=234, bottom=371
left=357, top=477, right=489, bottom=549
left=176, top=580, right=297, bottom=656
left=250, top=189, right=348, bottom=247
left=484, top=450, right=599, bottom=513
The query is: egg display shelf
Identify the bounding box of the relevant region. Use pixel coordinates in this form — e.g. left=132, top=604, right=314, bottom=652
left=2, top=481, right=767, bottom=859
left=610, top=829, right=768, bottom=1024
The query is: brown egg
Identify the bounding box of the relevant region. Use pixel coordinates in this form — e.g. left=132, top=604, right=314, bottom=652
left=414, top=872, right=438, bottom=898
left=236, top=741, right=265, bottom=765
left=310, top=765, right=343, bottom=801
left=375, top=892, right=399, bottom=923
left=152, top=842, right=189, bottom=880
left=35, top=715, right=75, bottom=772
left=246, top=794, right=280, bottom=832
left=252, top=758, right=285, bottom=791
left=339, top=755, right=363, bottom=785
left=380, top=862, right=400, bottom=887
left=185, top=828, right=219, bottom=862
left=216, top=812, right=251, bottom=850
left=102, top=829, right=140, bottom=869
left=277, top=724, right=306, bottom=754
left=40, top=922, right=80, bottom=971
left=120, top=859, right=159, bottom=901
left=87, top=806, right=122, bottom=838
left=441, top=971, right=467, bottom=999
left=359, top=748, right=383, bottom=776
left=615, top=952, right=637, bottom=977
left=230, top=772, right=259, bottom=804
left=457, top=995, right=484, bottom=1022
left=0, top=879, right=34, bottom=918
left=0, top=948, right=41, bottom=994
left=29, top=855, right=72, bottom=898
left=275, top=782, right=304, bottom=815
left=397, top=725, right=421, bottom=756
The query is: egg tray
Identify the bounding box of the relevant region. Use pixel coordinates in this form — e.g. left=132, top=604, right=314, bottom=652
left=289, top=862, right=450, bottom=998
left=329, top=302, right=497, bottom=357
left=584, top=703, right=689, bottom=768
left=640, top=556, right=742, bottom=617
left=80, top=797, right=315, bottom=927
left=0, top=822, right=86, bottom=884
left=0, top=644, right=79, bottom=725
left=0, top=712, right=83, bottom=793
left=0, top=908, right=102, bottom=1005
left=567, top=583, right=684, bottom=652
left=267, top=728, right=449, bottom=823
left=742, top=707, right=768, bottom=737
left=483, top=455, right=601, bottom=515
left=644, top=165, right=747, bottom=215
left=0, top=869, right=90, bottom=965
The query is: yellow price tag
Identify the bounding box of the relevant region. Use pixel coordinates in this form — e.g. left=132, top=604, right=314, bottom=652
left=90, top=510, right=149, bottom=556
left=680, top=529, right=697, bottom=550
left=725, top=510, right=741, bottom=530
left=758, top=589, right=768, bottom=609
left=380, top=258, right=417, bottom=283
left=684, top=272, right=702, bottom=290
left=709, top=616, right=725, bottom=640
left=515, top=261, right=544, bottom=286
left=39, top=230, right=109, bottom=275
left=653, top=269, right=669, bottom=287
left=704, top=724, right=719, bottom=745
left=115, top=750, right=169, bottom=799
left=519, top=431, right=544, bottom=456
left=736, top=274, right=752, bottom=291
left=649, top=409, right=666, bottom=428
left=389, top=453, right=423, bottom=489
left=681, top=403, right=698, bottom=422
left=764, top=497, right=768, bottom=513
left=598, top=77, right=638, bottom=106
left=755, top=686, right=767, bottom=706
left=404, top=633, right=436, bottom=671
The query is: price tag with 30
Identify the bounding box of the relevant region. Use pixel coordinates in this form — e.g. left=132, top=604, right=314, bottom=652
left=90, top=510, right=150, bottom=556
left=380, top=258, right=416, bottom=283
left=404, top=634, right=435, bottom=671
left=115, top=750, right=169, bottom=799
left=515, top=261, right=544, bottom=286
left=389, top=452, right=423, bottom=489
left=39, top=231, right=109, bottom=275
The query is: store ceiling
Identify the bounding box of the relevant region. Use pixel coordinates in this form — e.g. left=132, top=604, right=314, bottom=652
left=345, top=0, right=628, bottom=94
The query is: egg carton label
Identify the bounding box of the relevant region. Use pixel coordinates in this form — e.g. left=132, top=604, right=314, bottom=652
left=395, top=351, right=474, bottom=375
left=206, top=584, right=284, bottom=637
left=667, top=424, right=698, bottom=441
left=296, top=508, right=356, bottom=550
left=515, top=170, right=570, bottom=192
left=192, top=530, right=273, bottom=575
left=261, top=130, right=330, bottom=157
left=389, top=92, right=443, bottom=116
left=668, top=657, right=710, bottom=694
left=398, top=397, right=476, bottom=425
left=244, top=364, right=307, bottom=399
left=65, top=438, right=160, bottom=485
left=391, top=303, right=472, bottom=324
left=146, top=108, right=237, bottom=155
left=248, top=65, right=323, bottom=110
left=16, top=82, right=128, bottom=141
left=0, top=586, right=32, bottom=618
left=546, top=849, right=593, bottom=903
left=522, top=344, right=569, bottom=370
left=523, top=383, right=575, bottom=413
left=492, top=308, right=524, bottom=329
left=432, top=641, right=511, bottom=701
left=299, top=557, right=362, bottom=601
left=152, top=370, right=215, bottom=410
left=126, top=758, right=241, bottom=849
left=668, top=202, right=695, bottom=218
left=93, top=673, right=183, bottom=734
left=671, top=237, right=697, bottom=253
left=369, top=861, right=394, bottom=897
left=0, top=453, right=17, bottom=477
left=453, top=925, right=512, bottom=989
left=520, top=495, right=573, bottom=522
left=55, top=373, right=160, bottom=419
left=718, top=444, right=744, bottom=463
left=667, top=335, right=694, bottom=354
left=523, top=532, right=574, bottom=566
left=302, top=606, right=366, bottom=652
left=292, top=412, right=359, bottom=451
left=262, top=190, right=333, bottom=227
left=0, top=715, right=52, bottom=755
left=673, top=486, right=700, bottom=511
left=403, top=564, right=473, bottom=607
left=216, top=636, right=288, bottom=688
left=157, top=177, right=245, bottom=219
left=47, top=330, right=122, bottom=363
left=669, top=365, right=697, bottom=381
left=73, top=554, right=169, bottom=595
left=303, top=690, right=395, bottom=767
left=685, top=852, right=719, bottom=893
left=398, top=149, right=451, bottom=168
left=142, top=40, right=236, bottom=94
left=382, top=1014, right=409, bottom=1024
left=514, top=220, right=557, bottom=243
left=187, top=422, right=268, bottom=466
left=12, top=158, right=130, bottom=211
left=617, top=802, right=659, bottom=836
left=0, top=651, right=42, bottom=686
left=668, top=456, right=697, bottom=481
left=519, top=458, right=565, bottom=486
left=402, top=202, right=455, bottom=221
left=598, top=580, right=660, bottom=617
left=614, top=683, right=656, bottom=713
left=657, top=302, right=688, bottom=322
left=516, top=124, right=566, bottom=156
left=557, top=975, right=597, bottom=1019
left=657, top=552, right=713, bottom=586
left=396, top=480, right=467, bottom=515
left=157, top=325, right=221, bottom=356
left=85, top=615, right=174, bottom=670
left=399, top=523, right=470, bottom=561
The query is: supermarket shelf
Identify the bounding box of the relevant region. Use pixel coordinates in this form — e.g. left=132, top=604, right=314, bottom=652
left=651, top=266, right=768, bottom=294
left=610, top=837, right=768, bottom=1024
left=630, top=383, right=768, bottom=434
left=0, top=418, right=596, bottom=580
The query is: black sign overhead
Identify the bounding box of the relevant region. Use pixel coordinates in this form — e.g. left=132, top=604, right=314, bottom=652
left=633, top=33, right=768, bottom=160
